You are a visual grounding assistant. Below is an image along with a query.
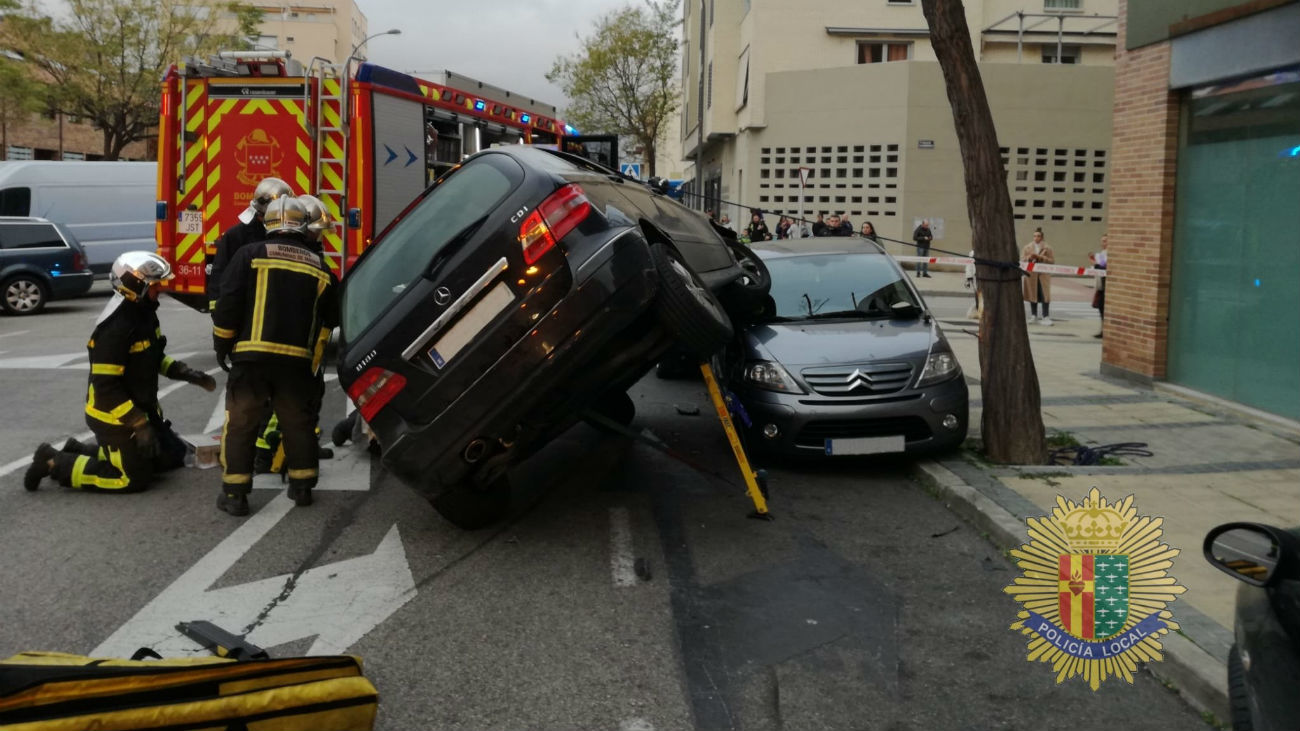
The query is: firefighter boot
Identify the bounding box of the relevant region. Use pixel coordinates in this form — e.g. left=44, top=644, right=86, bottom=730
left=23, top=443, right=58, bottom=491
left=62, top=438, right=95, bottom=455
left=287, top=480, right=313, bottom=507
left=217, top=490, right=250, bottom=517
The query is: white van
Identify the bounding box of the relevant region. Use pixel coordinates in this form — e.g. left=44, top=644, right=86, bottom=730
left=0, top=161, right=156, bottom=275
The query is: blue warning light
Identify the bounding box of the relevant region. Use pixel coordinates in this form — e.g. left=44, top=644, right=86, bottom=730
left=474, top=99, right=486, bottom=112
left=1289, top=145, right=1300, bottom=157
left=1255, top=278, right=1262, bottom=287
left=520, top=114, right=530, bottom=124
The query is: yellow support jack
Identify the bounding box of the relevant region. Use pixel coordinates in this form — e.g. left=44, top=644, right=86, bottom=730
left=699, top=362, right=772, bottom=520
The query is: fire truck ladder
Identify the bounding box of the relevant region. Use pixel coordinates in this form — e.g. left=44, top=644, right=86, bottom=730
left=306, top=58, right=348, bottom=275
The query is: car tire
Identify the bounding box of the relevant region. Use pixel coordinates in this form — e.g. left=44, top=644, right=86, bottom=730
left=2, top=275, right=49, bottom=316
left=586, top=390, right=635, bottom=433
left=1227, top=643, right=1254, bottom=731
left=432, top=476, right=511, bottom=530
left=650, top=243, right=733, bottom=360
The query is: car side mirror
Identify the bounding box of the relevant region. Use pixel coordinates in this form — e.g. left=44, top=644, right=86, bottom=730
left=890, top=300, right=920, bottom=319
left=1204, top=522, right=1299, bottom=587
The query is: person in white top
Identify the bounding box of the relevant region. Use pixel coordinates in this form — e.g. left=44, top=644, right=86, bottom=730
left=1089, top=233, right=1109, bottom=338
left=1020, top=228, right=1055, bottom=325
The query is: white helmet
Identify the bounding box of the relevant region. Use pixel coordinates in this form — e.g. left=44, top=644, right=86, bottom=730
left=110, top=251, right=173, bottom=301
left=263, top=196, right=309, bottom=235
left=297, top=194, right=331, bottom=242
left=251, top=177, right=292, bottom=215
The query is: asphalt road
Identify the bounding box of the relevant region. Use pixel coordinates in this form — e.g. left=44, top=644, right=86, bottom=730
left=0, top=285, right=1207, bottom=730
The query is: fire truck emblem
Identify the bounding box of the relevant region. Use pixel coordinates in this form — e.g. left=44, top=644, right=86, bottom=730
left=1003, top=488, right=1186, bottom=690
left=234, top=129, right=283, bottom=186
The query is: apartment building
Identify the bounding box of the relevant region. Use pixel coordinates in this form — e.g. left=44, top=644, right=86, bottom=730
left=680, top=0, right=1119, bottom=265
left=1102, top=0, right=1300, bottom=423
left=250, top=2, right=369, bottom=65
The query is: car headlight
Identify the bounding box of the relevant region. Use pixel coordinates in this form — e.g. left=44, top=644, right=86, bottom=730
left=745, top=361, right=805, bottom=394
left=916, top=352, right=960, bottom=387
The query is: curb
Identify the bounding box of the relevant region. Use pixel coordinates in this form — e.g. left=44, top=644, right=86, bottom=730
left=911, top=459, right=1230, bottom=722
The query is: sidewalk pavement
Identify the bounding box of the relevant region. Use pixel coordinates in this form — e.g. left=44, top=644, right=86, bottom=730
left=910, top=269, right=1300, bottom=721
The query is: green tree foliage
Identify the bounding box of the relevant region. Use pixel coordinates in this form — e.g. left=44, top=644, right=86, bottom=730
left=0, top=55, right=44, bottom=160
left=547, top=0, right=680, bottom=177
left=0, top=0, right=260, bottom=160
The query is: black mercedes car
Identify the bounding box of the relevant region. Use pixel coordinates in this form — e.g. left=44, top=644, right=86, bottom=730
left=1204, top=522, right=1300, bottom=731
left=338, top=146, right=768, bottom=528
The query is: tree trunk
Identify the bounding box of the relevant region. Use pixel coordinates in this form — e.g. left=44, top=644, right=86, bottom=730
left=920, top=0, right=1046, bottom=464
left=645, top=138, right=657, bottom=177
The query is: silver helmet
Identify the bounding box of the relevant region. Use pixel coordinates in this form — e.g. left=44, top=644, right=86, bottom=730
left=263, top=196, right=309, bottom=236
left=297, top=194, right=331, bottom=242
left=251, top=177, right=292, bottom=216
left=110, top=251, right=173, bottom=301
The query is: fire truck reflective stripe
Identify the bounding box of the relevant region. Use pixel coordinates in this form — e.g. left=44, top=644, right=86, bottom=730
left=240, top=99, right=276, bottom=115
left=279, top=99, right=303, bottom=117
left=206, top=167, right=221, bottom=192
left=205, top=194, right=221, bottom=221
left=185, top=168, right=203, bottom=194
left=295, top=138, right=312, bottom=192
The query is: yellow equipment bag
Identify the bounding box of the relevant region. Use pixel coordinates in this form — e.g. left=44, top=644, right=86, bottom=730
left=0, top=651, right=377, bottom=730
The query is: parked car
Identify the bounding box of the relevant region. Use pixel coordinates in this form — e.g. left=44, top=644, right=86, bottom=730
left=337, top=146, right=769, bottom=528
left=0, top=161, right=156, bottom=275
left=1203, top=522, right=1300, bottom=731
left=0, top=217, right=95, bottom=315
left=720, top=237, right=968, bottom=458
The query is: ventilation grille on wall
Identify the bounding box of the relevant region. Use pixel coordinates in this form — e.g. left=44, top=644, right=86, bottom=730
left=755, top=143, right=901, bottom=219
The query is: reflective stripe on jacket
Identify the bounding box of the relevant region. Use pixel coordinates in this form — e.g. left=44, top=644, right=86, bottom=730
left=212, top=235, right=339, bottom=368
left=85, top=300, right=180, bottom=427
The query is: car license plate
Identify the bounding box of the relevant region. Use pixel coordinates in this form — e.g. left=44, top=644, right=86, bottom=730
left=428, top=282, right=514, bottom=369
left=824, top=436, right=905, bottom=456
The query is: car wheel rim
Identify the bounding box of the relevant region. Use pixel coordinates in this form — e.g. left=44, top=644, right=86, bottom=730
left=669, top=259, right=725, bottom=322
left=6, top=281, right=39, bottom=312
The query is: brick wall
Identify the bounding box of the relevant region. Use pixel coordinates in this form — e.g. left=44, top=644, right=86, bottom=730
left=3, top=115, right=151, bottom=161
left=1101, top=0, right=1180, bottom=382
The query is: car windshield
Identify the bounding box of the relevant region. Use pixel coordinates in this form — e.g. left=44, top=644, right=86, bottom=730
left=762, top=251, right=921, bottom=321
left=343, top=156, right=523, bottom=336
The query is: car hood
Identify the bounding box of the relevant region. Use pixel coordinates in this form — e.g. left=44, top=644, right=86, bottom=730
left=744, top=318, right=938, bottom=367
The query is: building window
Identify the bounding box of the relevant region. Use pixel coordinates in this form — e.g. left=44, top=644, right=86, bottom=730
left=1044, top=0, right=1081, bottom=10
left=1042, top=44, right=1080, bottom=64
left=707, top=61, right=713, bottom=108
left=858, top=42, right=910, bottom=64
left=6, top=146, right=34, bottom=160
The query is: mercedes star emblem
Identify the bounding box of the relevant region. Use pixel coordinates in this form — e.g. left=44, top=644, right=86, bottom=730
left=434, top=286, right=452, bottom=305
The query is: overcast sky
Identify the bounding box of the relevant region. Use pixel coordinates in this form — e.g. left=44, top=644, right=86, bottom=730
left=356, top=0, right=619, bottom=111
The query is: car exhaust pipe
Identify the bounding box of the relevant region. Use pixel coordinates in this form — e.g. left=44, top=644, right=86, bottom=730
left=463, top=438, right=489, bottom=463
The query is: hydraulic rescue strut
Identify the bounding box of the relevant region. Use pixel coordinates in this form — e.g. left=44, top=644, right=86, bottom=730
left=699, top=363, right=771, bottom=520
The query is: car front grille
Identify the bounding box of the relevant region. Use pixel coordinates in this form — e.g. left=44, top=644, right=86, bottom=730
left=801, top=362, right=914, bottom=396
left=794, top=416, right=932, bottom=448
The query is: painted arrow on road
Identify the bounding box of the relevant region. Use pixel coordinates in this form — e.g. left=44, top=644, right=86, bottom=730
left=93, top=447, right=415, bottom=658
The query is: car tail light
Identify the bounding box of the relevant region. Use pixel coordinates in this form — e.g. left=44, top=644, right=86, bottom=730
left=72, top=253, right=86, bottom=272
left=347, top=367, right=406, bottom=422
left=518, top=183, right=590, bottom=265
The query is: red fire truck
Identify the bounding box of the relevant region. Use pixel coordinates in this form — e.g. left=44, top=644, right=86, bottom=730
left=154, top=52, right=609, bottom=310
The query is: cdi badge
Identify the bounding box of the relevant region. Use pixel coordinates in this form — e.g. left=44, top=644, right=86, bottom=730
left=1003, top=488, right=1186, bottom=690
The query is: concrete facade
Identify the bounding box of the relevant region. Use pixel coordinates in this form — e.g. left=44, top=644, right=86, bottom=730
left=680, top=0, right=1118, bottom=264
left=251, top=2, right=369, bottom=65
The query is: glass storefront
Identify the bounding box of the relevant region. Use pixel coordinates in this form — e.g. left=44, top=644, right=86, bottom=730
left=1167, top=72, right=1300, bottom=421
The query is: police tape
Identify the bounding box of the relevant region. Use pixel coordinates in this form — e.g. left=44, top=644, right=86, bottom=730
left=890, top=255, right=1107, bottom=277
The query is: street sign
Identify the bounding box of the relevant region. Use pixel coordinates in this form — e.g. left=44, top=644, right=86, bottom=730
left=620, top=162, right=642, bottom=179
left=798, top=166, right=811, bottom=187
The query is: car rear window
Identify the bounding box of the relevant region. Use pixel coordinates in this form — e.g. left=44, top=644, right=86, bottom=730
left=0, top=223, right=65, bottom=250
left=763, top=251, right=919, bottom=320
left=343, top=154, right=524, bottom=336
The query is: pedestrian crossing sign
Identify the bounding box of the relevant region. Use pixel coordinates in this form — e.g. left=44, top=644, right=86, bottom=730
left=619, top=163, right=642, bottom=179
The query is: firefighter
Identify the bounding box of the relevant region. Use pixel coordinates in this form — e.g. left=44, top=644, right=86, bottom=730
left=213, top=196, right=339, bottom=517
left=23, top=252, right=217, bottom=493
left=207, top=176, right=293, bottom=311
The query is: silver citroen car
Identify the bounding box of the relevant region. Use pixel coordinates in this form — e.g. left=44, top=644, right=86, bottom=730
left=725, top=237, right=969, bottom=457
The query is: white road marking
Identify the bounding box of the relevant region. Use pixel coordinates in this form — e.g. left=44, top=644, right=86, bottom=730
left=0, top=352, right=86, bottom=369
left=94, top=447, right=412, bottom=658
left=323, top=373, right=338, bottom=383
left=0, top=330, right=29, bottom=339
left=620, top=719, right=655, bottom=731
left=610, top=507, right=637, bottom=588
left=251, top=443, right=372, bottom=491
left=203, top=393, right=226, bottom=435
left=0, top=430, right=93, bottom=478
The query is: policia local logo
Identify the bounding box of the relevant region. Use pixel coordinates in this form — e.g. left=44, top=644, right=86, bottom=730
left=1003, top=488, right=1186, bottom=690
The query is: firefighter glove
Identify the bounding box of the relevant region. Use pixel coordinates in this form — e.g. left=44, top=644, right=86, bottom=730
left=133, top=422, right=159, bottom=460
left=175, top=363, right=217, bottom=392
left=214, top=336, right=233, bottom=372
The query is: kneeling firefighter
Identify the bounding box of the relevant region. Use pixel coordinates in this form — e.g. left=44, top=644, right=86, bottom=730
left=24, top=252, right=217, bottom=492
left=213, top=196, right=339, bottom=517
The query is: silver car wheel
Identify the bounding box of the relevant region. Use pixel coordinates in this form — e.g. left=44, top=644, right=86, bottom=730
left=5, top=279, right=42, bottom=313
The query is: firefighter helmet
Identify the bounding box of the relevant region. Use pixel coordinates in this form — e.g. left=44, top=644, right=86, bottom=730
left=110, top=251, right=173, bottom=301
left=297, top=194, right=331, bottom=242
left=251, top=177, right=292, bottom=215
left=263, top=195, right=309, bottom=235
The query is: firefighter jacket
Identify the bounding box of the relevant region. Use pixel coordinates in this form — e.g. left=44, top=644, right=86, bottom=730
left=212, top=234, right=340, bottom=370
left=86, top=298, right=191, bottom=429
left=208, top=218, right=266, bottom=309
